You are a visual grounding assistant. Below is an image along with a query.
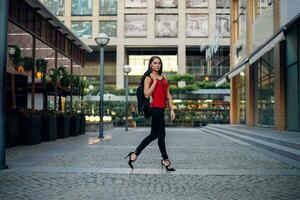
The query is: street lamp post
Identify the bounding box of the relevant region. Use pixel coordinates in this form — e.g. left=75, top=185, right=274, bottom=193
left=123, top=65, right=131, bottom=131
left=95, top=33, right=110, bottom=139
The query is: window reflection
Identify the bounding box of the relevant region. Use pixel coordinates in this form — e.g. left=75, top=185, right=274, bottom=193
left=256, top=0, right=273, bottom=16
left=44, top=0, right=65, bottom=16
left=216, top=14, right=230, bottom=37
left=125, top=15, right=147, bottom=37
left=155, top=0, right=178, bottom=8
left=71, top=21, right=92, bottom=38
left=186, top=14, right=208, bottom=37
left=72, top=0, right=92, bottom=16
left=186, top=0, right=208, bottom=8
left=239, top=73, right=246, bottom=124
left=125, top=0, right=147, bottom=8
left=156, top=15, right=178, bottom=37
left=216, top=0, right=230, bottom=8
left=100, top=0, right=117, bottom=15
left=254, top=51, right=274, bottom=127
left=99, top=21, right=117, bottom=37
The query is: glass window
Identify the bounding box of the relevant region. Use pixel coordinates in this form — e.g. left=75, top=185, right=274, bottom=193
left=156, top=15, right=178, bottom=37
left=99, top=21, right=117, bottom=37
left=254, top=51, right=274, bottom=127
left=44, top=0, right=65, bottom=16
left=100, top=0, right=117, bottom=15
left=286, top=28, right=298, bottom=66
left=128, top=55, right=177, bottom=75
left=211, top=46, right=230, bottom=76
left=239, top=73, right=246, bottom=124
left=216, top=14, right=230, bottom=37
left=186, top=14, right=208, bottom=37
left=186, top=48, right=207, bottom=75
left=256, top=0, right=273, bottom=17
left=125, top=15, right=147, bottom=37
left=72, top=0, right=92, bottom=16
left=155, top=0, right=178, bottom=8
left=186, top=0, right=208, bottom=8
left=216, top=0, right=230, bottom=8
left=71, top=21, right=92, bottom=38
left=125, top=0, right=147, bottom=8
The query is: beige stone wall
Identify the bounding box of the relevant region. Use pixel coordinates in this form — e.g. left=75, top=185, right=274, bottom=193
left=51, top=0, right=230, bottom=88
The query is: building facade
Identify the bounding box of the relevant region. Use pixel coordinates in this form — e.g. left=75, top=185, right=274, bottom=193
left=216, top=0, right=300, bottom=131
left=42, top=0, right=231, bottom=88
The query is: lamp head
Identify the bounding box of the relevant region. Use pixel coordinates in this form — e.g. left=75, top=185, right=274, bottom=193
left=123, top=65, right=131, bottom=74
left=95, top=33, right=110, bottom=47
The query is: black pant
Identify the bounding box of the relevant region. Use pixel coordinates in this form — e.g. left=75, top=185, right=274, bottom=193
left=136, top=108, right=168, bottom=160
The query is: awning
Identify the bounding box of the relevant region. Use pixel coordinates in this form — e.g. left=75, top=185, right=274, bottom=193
left=216, top=28, right=287, bottom=87
left=215, top=73, right=228, bottom=87
left=215, top=58, right=248, bottom=87
left=228, top=58, right=248, bottom=79
left=249, top=31, right=286, bottom=64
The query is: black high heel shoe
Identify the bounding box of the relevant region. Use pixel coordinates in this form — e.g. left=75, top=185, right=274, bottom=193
left=124, top=152, right=137, bottom=169
left=161, top=159, right=176, bottom=171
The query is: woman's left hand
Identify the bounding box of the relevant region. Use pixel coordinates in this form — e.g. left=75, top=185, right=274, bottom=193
left=170, top=110, right=175, bottom=121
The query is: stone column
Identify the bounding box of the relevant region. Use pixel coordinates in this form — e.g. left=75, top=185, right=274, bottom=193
left=230, top=0, right=239, bottom=124
left=245, top=0, right=255, bottom=127
left=273, top=0, right=286, bottom=130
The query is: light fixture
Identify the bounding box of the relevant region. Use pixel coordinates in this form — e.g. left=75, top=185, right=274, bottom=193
left=123, top=65, right=132, bottom=74
left=95, top=33, right=110, bottom=47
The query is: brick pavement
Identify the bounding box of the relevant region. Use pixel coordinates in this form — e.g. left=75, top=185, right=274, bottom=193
left=1, top=127, right=300, bottom=200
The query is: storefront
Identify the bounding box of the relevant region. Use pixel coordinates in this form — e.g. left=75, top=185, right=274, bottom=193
left=285, top=17, right=300, bottom=131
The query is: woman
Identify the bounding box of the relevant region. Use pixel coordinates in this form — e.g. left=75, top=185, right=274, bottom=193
left=125, top=56, right=176, bottom=171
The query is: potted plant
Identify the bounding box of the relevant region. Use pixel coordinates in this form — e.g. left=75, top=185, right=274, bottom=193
left=23, top=57, right=35, bottom=72
left=36, top=58, right=48, bottom=79
left=49, top=68, right=62, bottom=111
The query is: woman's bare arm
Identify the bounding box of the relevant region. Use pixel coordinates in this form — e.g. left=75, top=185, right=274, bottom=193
left=167, top=88, right=174, bottom=110
left=144, top=76, right=157, bottom=98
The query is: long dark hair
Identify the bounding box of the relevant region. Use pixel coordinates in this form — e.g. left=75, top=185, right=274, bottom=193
left=148, top=56, right=163, bottom=75
left=140, top=56, right=163, bottom=85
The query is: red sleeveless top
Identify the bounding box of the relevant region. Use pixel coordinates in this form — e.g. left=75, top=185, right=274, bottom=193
left=150, top=77, right=168, bottom=108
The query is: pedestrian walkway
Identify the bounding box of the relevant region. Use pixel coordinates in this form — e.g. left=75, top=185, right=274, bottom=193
left=202, top=124, right=300, bottom=168
left=1, top=127, right=300, bottom=199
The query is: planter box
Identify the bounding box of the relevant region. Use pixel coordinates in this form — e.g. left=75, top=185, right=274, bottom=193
left=70, top=115, right=81, bottom=136
left=57, top=114, right=70, bottom=139
left=41, top=115, right=57, bottom=141
left=80, top=114, right=86, bottom=135
left=19, top=114, right=42, bottom=145
left=6, top=108, right=22, bottom=147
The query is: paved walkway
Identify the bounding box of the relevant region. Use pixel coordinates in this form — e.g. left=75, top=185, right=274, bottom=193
left=1, top=127, right=300, bottom=200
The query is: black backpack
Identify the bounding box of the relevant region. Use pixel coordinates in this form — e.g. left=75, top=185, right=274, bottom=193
left=136, top=69, right=152, bottom=118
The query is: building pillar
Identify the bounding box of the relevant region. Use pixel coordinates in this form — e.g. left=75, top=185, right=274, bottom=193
left=0, top=0, right=8, bottom=169
left=230, top=0, right=239, bottom=124
left=273, top=0, right=286, bottom=130
left=177, top=0, right=186, bottom=87
left=178, top=45, right=186, bottom=87
left=116, top=45, right=125, bottom=89
left=245, top=0, right=255, bottom=127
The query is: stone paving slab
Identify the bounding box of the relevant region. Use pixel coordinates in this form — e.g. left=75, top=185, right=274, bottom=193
left=1, top=172, right=300, bottom=200
left=1, top=127, right=300, bottom=200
